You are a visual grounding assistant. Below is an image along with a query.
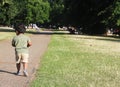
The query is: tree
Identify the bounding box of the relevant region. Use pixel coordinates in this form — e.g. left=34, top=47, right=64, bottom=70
left=63, top=0, right=114, bottom=34
left=49, top=0, right=64, bottom=26
left=14, top=0, right=50, bottom=25
left=0, top=0, right=18, bottom=25
left=105, top=0, right=120, bottom=28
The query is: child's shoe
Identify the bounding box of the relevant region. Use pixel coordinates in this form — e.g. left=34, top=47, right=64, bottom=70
left=16, top=71, right=21, bottom=76
left=23, top=70, right=28, bottom=77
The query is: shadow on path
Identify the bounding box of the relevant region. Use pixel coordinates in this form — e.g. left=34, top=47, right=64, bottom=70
left=0, top=70, right=16, bottom=75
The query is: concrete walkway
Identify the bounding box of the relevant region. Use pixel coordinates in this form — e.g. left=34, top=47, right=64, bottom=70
left=0, top=31, right=51, bottom=87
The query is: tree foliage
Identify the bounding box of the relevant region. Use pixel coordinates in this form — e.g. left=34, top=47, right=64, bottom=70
left=49, top=0, right=64, bottom=26
left=14, top=0, right=50, bottom=25
left=107, top=0, right=120, bottom=28
left=0, top=0, right=50, bottom=25
left=63, top=0, right=114, bottom=34
left=1, top=0, right=120, bottom=35
left=0, top=0, right=18, bottom=25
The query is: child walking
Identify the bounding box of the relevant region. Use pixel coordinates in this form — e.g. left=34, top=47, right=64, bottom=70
left=12, top=23, right=32, bottom=77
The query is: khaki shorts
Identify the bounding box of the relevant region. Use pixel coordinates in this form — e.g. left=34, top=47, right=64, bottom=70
left=15, top=53, right=29, bottom=63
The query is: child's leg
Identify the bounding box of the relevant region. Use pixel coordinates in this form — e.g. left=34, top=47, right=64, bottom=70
left=22, top=53, right=29, bottom=71
left=23, top=62, right=27, bottom=71
left=16, top=63, right=21, bottom=72
left=23, top=62, right=28, bottom=76
left=15, top=53, right=21, bottom=73
left=22, top=53, right=29, bottom=76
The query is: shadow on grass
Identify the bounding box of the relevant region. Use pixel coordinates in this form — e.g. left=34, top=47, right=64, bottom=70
left=95, top=35, right=120, bottom=42
left=0, top=28, right=69, bottom=35
left=77, top=35, right=120, bottom=42
left=0, top=28, right=15, bottom=32
left=31, top=31, right=69, bottom=35
left=1, top=28, right=120, bottom=42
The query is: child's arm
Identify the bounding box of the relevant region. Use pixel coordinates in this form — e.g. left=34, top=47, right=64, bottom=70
left=12, top=39, right=15, bottom=47
left=27, top=37, right=32, bottom=47
left=27, top=42, right=32, bottom=47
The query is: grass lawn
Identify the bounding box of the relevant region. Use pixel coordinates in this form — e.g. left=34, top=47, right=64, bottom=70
left=30, top=31, right=120, bottom=87
left=0, top=27, right=35, bottom=41
left=0, top=28, right=15, bottom=41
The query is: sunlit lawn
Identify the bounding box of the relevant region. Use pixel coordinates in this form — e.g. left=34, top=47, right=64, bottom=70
left=0, top=27, right=15, bottom=40
left=31, top=31, right=120, bottom=87
left=0, top=27, right=35, bottom=41
left=0, top=27, right=120, bottom=87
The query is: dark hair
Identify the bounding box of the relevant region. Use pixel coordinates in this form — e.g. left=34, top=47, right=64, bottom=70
left=14, top=23, right=26, bottom=33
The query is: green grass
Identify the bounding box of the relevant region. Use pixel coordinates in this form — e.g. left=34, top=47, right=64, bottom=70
left=31, top=32, right=120, bottom=87
left=0, top=30, right=15, bottom=40
left=0, top=28, right=34, bottom=41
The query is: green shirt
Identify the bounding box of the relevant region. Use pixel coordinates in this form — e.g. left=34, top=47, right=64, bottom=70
left=12, top=34, right=31, bottom=54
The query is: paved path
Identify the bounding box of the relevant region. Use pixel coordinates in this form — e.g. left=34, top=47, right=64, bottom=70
left=0, top=31, right=51, bottom=87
